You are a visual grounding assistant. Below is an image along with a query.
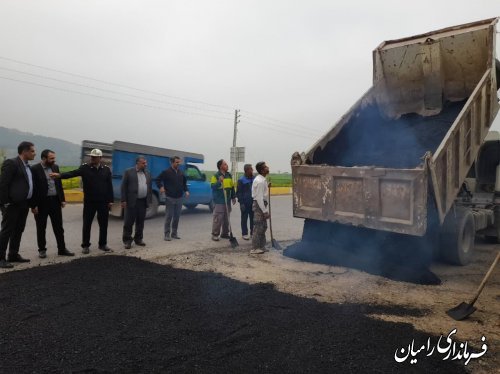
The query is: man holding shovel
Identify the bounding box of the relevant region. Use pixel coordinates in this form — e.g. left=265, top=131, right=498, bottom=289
left=210, top=159, right=236, bottom=241
left=251, top=161, right=270, bottom=254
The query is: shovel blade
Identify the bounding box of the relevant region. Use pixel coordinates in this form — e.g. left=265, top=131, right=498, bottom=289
left=271, top=239, right=282, bottom=251
left=446, top=302, right=477, bottom=321
left=230, top=237, right=239, bottom=248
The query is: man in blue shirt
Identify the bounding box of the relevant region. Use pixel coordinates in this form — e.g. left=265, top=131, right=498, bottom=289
left=236, top=164, right=255, bottom=240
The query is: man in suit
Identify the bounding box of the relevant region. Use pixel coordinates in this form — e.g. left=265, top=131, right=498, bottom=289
left=52, top=148, right=114, bottom=254
left=0, top=141, right=36, bottom=268
left=31, top=149, right=74, bottom=259
left=121, top=156, right=152, bottom=249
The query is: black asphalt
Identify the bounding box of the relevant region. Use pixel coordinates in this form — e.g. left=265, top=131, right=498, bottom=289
left=0, top=256, right=464, bottom=373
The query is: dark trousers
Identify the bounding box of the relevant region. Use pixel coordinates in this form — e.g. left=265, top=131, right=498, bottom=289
left=123, top=198, right=147, bottom=244
left=0, top=201, right=29, bottom=259
left=35, top=196, right=66, bottom=252
left=164, top=197, right=183, bottom=236
left=240, top=202, right=254, bottom=236
left=82, top=201, right=109, bottom=248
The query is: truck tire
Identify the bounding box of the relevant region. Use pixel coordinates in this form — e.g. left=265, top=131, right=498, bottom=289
left=484, top=206, right=500, bottom=243
left=440, top=208, right=475, bottom=265
left=185, top=204, right=198, bottom=210
left=145, top=194, right=159, bottom=220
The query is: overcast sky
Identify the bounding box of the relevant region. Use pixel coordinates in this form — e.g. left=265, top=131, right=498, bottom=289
left=0, top=0, right=499, bottom=171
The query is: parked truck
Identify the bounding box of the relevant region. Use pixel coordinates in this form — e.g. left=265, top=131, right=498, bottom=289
left=292, top=18, right=500, bottom=265
left=81, top=140, right=214, bottom=218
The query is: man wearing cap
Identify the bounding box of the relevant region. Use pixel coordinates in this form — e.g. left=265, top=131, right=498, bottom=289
left=51, top=149, right=114, bottom=254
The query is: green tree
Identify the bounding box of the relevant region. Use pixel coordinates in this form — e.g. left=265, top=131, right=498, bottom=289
left=0, top=148, right=5, bottom=164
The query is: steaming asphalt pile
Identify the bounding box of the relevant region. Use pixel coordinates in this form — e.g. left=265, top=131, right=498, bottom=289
left=297, top=102, right=467, bottom=283
left=285, top=220, right=441, bottom=285
left=313, top=100, right=467, bottom=168
left=0, top=256, right=464, bottom=373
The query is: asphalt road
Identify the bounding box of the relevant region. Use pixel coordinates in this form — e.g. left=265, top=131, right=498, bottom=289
left=1, top=195, right=302, bottom=267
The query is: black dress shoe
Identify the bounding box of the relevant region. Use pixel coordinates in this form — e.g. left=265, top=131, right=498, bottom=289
left=124, top=242, right=132, bottom=249
left=58, top=249, right=75, bottom=256
left=134, top=241, right=146, bottom=246
left=0, top=259, right=13, bottom=268
left=171, top=234, right=181, bottom=240
left=7, top=254, right=30, bottom=263
left=98, top=245, right=112, bottom=252
left=39, top=250, right=47, bottom=259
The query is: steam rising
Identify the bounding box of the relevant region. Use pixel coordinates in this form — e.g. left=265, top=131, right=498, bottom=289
left=313, top=100, right=467, bottom=168
left=290, top=101, right=469, bottom=284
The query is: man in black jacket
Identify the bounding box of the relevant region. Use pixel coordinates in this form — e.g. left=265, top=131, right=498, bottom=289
left=156, top=156, right=190, bottom=241
left=0, top=141, right=36, bottom=268
left=31, top=149, right=74, bottom=258
left=121, top=156, right=152, bottom=249
left=52, top=148, right=114, bottom=254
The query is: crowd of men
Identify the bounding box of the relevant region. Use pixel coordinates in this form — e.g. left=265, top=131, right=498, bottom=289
left=0, top=141, right=272, bottom=268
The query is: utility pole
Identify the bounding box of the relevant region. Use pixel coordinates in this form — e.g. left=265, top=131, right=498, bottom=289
left=231, top=109, right=240, bottom=184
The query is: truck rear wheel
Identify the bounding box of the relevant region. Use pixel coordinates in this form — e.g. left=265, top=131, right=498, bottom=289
left=484, top=206, right=500, bottom=243
left=440, top=208, right=475, bottom=265
left=145, top=194, right=159, bottom=220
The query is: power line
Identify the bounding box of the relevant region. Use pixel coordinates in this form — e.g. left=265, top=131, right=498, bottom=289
left=0, top=55, right=324, bottom=139
left=1, top=73, right=320, bottom=138
left=242, top=119, right=317, bottom=139
left=0, top=75, right=233, bottom=121
left=0, top=66, right=233, bottom=116
left=241, top=111, right=321, bottom=137
left=0, top=55, right=235, bottom=110
left=240, top=109, right=315, bottom=134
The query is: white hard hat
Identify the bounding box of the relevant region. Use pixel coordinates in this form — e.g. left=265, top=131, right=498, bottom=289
left=87, top=148, right=103, bottom=157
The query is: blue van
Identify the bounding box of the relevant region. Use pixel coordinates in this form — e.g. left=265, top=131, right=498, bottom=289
left=81, top=140, right=214, bottom=218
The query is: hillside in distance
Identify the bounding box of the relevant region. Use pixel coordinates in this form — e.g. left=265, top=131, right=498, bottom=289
left=0, top=126, right=81, bottom=166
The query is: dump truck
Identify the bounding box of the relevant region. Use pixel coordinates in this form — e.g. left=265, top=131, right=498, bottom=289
left=292, top=18, right=500, bottom=265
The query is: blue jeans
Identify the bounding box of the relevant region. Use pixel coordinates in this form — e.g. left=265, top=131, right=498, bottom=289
left=164, top=197, right=183, bottom=236
left=240, top=202, right=254, bottom=236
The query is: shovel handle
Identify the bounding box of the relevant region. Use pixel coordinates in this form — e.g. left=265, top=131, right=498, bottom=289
left=268, top=180, right=274, bottom=242
left=222, top=188, right=234, bottom=235
left=469, top=251, right=500, bottom=306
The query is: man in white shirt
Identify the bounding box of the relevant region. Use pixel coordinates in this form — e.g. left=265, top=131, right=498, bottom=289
left=250, top=161, right=270, bottom=254
left=121, top=156, right=152, bottom=249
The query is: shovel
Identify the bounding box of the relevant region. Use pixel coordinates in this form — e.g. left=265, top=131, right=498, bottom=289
left=446, top=250, right=500, bottom=321
left=268, top=181, right=282, bottom=250
left=223, top=188, right=239, bottom=249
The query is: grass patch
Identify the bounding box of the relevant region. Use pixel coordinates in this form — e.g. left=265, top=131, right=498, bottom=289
left=59, top=166, right=80, bottom=190
left=203, top=171, right=291, bottom=187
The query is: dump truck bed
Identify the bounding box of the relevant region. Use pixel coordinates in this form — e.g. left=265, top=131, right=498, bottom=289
left=292, top=18, right=499, bottom=236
